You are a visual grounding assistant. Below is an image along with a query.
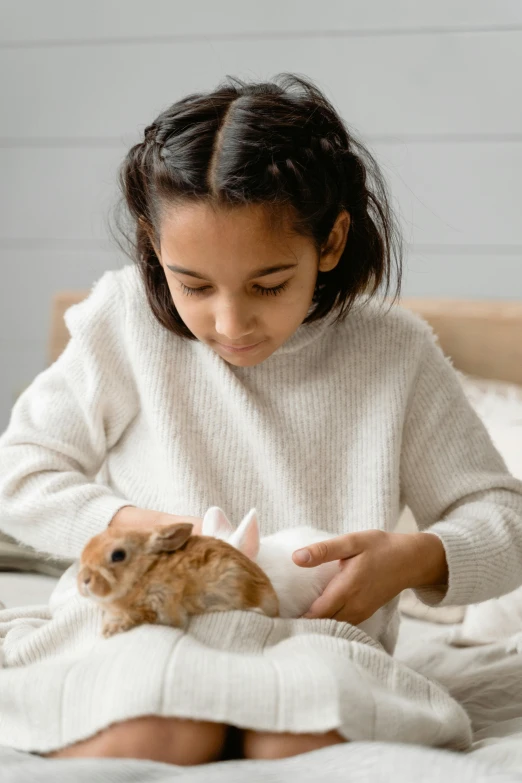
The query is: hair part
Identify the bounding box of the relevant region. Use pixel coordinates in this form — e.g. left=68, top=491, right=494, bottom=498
left=114, top=73, right=402, bottom=339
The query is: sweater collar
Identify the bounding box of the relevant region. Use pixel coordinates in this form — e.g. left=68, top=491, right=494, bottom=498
left=267, top=306, right=342, bottom=358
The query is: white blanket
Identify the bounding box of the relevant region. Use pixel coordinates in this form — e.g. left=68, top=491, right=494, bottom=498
left=395, top=620, right=522, bottom=775
left=0, top=739, right=519, bottom=783
left=0, top=564, right=472, bottom=756
left=2, top=572, right=522, bottom=780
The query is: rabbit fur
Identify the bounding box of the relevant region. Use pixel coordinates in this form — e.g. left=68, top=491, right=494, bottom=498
left=202, top=507, right=386, bottom=642
left=78, top=521, right=279, bottom=637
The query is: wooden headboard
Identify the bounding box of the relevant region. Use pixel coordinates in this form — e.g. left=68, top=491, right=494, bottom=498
left=49, top=292, right=522, bottom=385
left=400, top=298, right=522, bottom=386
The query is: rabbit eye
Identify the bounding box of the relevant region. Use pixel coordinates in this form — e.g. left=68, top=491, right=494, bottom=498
left=110, top=549, right=127, bottom=563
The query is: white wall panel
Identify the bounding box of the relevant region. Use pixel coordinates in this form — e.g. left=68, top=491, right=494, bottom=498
left=1, top=32, right=521, bottom=140
left=0, top=147, right=124, bottom=241
left=374, top=142, right=522, bottom=247
left=403, top=251, right=522, bottom=299
left=2, top=0, right=522, bottom=43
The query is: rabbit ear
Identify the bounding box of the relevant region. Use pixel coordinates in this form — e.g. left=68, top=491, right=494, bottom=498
left=229, top=508, right=260, bottom=560
left=201, top=507, right=234, bottom=539
left=147, top=523, right=193, bottom=554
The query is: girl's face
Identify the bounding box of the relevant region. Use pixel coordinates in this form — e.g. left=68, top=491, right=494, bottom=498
left=156, top=202, right=349, bottom=367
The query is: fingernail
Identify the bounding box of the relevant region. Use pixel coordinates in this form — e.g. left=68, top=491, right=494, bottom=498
left=294, top=549, right=311, bottom=564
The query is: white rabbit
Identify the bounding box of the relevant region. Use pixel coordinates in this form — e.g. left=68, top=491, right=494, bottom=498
left=201, top=506, right=385, bottom=642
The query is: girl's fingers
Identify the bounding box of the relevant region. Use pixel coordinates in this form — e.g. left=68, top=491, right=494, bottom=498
left=292, top=533, right=361, bottom=567
left=302, top=575, right=349, bottom=619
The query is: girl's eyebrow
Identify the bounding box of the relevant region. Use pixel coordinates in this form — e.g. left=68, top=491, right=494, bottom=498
left=166, top=263, right=298, bottom=281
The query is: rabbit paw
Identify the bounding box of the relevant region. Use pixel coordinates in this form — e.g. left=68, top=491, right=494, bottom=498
left=102, top=615, right=138, bottom=638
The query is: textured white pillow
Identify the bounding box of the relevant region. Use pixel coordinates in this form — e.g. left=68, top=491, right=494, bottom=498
left=459, top=374, right=522, bottom=481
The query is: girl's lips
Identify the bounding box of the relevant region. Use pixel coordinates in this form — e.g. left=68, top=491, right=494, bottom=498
left=218, top=341, right=264, bottom=353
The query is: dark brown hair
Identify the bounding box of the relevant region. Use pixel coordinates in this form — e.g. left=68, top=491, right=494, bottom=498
left=116, top=73, right=402, bottom=338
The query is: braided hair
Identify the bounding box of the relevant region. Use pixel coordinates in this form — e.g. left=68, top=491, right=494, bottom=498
left=116, top=73, right=402, bottom=338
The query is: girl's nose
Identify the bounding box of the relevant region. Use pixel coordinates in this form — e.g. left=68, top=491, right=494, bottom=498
left=214, top=303, right=255, bottom=341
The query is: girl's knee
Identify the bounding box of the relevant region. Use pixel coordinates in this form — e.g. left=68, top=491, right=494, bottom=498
left=46, top=715, right=226, bottom=765
left=243, top=728, right=345, bottom=760
left=107, top=715, right=226, bottom=765
left=167, top=717, right=227, bottom=764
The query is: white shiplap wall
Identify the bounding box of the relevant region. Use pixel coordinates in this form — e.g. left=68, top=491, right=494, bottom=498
left=1, top=0, right=522, bottom=429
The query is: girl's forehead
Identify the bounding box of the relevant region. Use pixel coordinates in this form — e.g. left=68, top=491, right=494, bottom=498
left=159, top=202, right=310, bottom=269
left=161, top=201, right=292, bottom=240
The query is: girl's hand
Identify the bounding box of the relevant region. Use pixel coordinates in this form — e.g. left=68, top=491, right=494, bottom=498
left=292, top=530, right=448, bottom=624
left=109, top=505, right=203, bottom=535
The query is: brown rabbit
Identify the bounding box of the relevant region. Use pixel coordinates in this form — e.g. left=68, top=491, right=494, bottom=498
left=77, top=523, right=279, bottom=638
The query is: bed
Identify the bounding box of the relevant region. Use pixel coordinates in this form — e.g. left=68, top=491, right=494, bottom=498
left=1, top=294, right=522, bottom=782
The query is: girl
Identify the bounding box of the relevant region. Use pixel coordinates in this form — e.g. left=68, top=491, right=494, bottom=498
left=0, top=73, right=521, bottom=765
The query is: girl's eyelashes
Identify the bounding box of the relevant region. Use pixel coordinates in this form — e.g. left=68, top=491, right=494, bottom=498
left=257, top=281, right=289, bottom=296
left=179, top=281, right=290, bottom=297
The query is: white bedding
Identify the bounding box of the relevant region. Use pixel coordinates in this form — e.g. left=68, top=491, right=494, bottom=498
left=0, top=571, right=58, bottom=610
left=1, top=572, right=522, bottom=781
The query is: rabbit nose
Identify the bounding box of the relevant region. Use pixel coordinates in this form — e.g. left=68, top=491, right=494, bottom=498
left=80, top=568, right=92, bottom=586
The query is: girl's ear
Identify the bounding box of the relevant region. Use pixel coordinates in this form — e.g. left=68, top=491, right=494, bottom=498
left=318, top=210, right=350, bottom=272
left=201, top=507, right=234, bottom=539
left=229, top=508, right=260, bottom=560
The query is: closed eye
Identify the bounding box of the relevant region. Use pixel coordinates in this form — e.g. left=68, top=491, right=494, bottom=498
left=180, top=281, right=289, bottom=297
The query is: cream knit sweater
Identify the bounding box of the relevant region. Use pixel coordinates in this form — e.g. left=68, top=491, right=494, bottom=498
left=1, top=264, right=522, bottom=632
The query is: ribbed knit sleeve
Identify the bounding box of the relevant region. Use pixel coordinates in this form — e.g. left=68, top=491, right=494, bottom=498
left=400, top=327, right=522, bottom=608
left=0, top=271, right=140, bottom=558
